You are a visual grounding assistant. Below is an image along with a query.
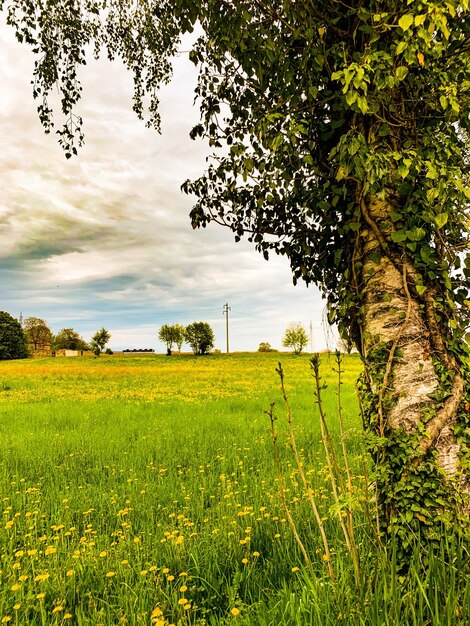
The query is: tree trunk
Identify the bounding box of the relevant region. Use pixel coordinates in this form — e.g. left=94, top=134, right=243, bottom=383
left=357, top=193, right=469, bottom=541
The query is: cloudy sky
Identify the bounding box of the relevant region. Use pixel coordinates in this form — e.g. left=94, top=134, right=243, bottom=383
left=0, top=22, right=335, bottom=353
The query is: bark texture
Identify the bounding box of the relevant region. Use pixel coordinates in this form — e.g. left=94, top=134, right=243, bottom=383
left=358, top=194, right=469, bottom=518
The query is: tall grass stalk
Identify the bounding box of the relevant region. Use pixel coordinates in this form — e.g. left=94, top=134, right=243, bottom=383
left=274, top=363, right=335, bottom=584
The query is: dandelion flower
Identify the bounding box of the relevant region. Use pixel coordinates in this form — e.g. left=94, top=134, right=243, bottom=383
left=36, top=594, right=45, bottom=600
left=1, top=617, right=11, bottom=623
left=231, top=608, right=240, bottom=616
left=179, top=585, right=187, bottom=592
left=184, top=604, right=191, bottom=610
left=13, top=605, right=20, bottom=611
left=151, top=607, right=163, bottom=618
left=10, top=584, right=21, bottom=592
left=178, top=598, right=188, bottom=605
left=64, top=614, right=72, bottom=620
left=253, top=552, right=260, bottom=557
left=66, top=569, right=75, bottom=576
left=291, top=567, right=300, bottom=573
left=52, top=606, right=63, bottom=614
left=241, top=558, right=248, bottom=564
left=45, top=547, right=56, bottom=556
left=106, top=571, right=116, bottom=578
left=99, top=551, right=107, bottom=558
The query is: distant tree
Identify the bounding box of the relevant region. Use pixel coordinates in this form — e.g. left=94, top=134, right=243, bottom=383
left=159, top=324, right=177, bottom=356
left=185, top=322, right=215, bottom=356
left=90, top=327, right=111, bottom=356
left=173, top=324, right=186, bottom=354
left=258, top=342, right=273, bottom=353
left=53, top=328, right=89, bottom=351
left=23, top=317, right=52, bottom=350
left=0, top=311, right=28, bottom=360
left=282, top=323, right=309, bottom=355
left=105, top=348, right=114, bottom=355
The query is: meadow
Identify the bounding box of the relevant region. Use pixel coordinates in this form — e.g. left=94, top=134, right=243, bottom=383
left=0, top=353, right=468, bottom=625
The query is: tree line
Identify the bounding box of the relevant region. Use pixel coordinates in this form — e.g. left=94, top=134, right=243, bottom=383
left=0, top=312, right=111, bottom=359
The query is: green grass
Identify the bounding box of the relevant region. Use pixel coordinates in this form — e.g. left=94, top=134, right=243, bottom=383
left=0, top=353, right=467, bottom=625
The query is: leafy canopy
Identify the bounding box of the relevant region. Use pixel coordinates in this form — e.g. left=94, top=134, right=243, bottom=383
left=23, top=317, right=52, bottom=349
left=185, top=322, right=215, bottom=355
left=0, top=310, right=28, bottom=360
left=2, top=0, right=470, bottom=342
left=53, top=328, right=89, bottom=351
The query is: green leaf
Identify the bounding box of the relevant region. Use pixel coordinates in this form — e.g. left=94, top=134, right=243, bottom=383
left=434, top=213, right=448, bottom=229
left=406, top=227, right=426, bottom=241
left=397, top=165, right=409, bottom=179
left=357, top=95, right=368, bottom=114
left=416, top=284, right=427, bottom=295
left=391, top=230, right=407, bottom=243
left=271, top=134, right=283, bottom=151
left=345, top=90, right=357, bottom=106
left=439, top=95, right=448, bottom=110
left=395, top=66, right=409, bottom=81
left=395, top=41, right=407, bottom=55
left=398, top=14, right=414, bottom=31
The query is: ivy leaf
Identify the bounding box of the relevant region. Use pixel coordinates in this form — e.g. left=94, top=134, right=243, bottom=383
left=406, top=227, right=426, bottom=241
left=357, top=95, right=368, bottom=114
left=395, top=66, right=409, bottom=81
left=434, top=213, right=448, bottom=229
left=395, top=41, right=407, bottom=55
left=345, top=90, right=357, bottom=106
left=391, top=230, right=407, bottom=243
left=398, top=14, right=414, bottom=32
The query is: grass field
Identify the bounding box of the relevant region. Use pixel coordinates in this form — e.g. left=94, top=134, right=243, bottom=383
left=0, top=353, right=468, bottom=625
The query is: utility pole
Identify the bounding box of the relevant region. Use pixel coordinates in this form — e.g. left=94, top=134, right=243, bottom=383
left=223, top=303, right=231, bottom=354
